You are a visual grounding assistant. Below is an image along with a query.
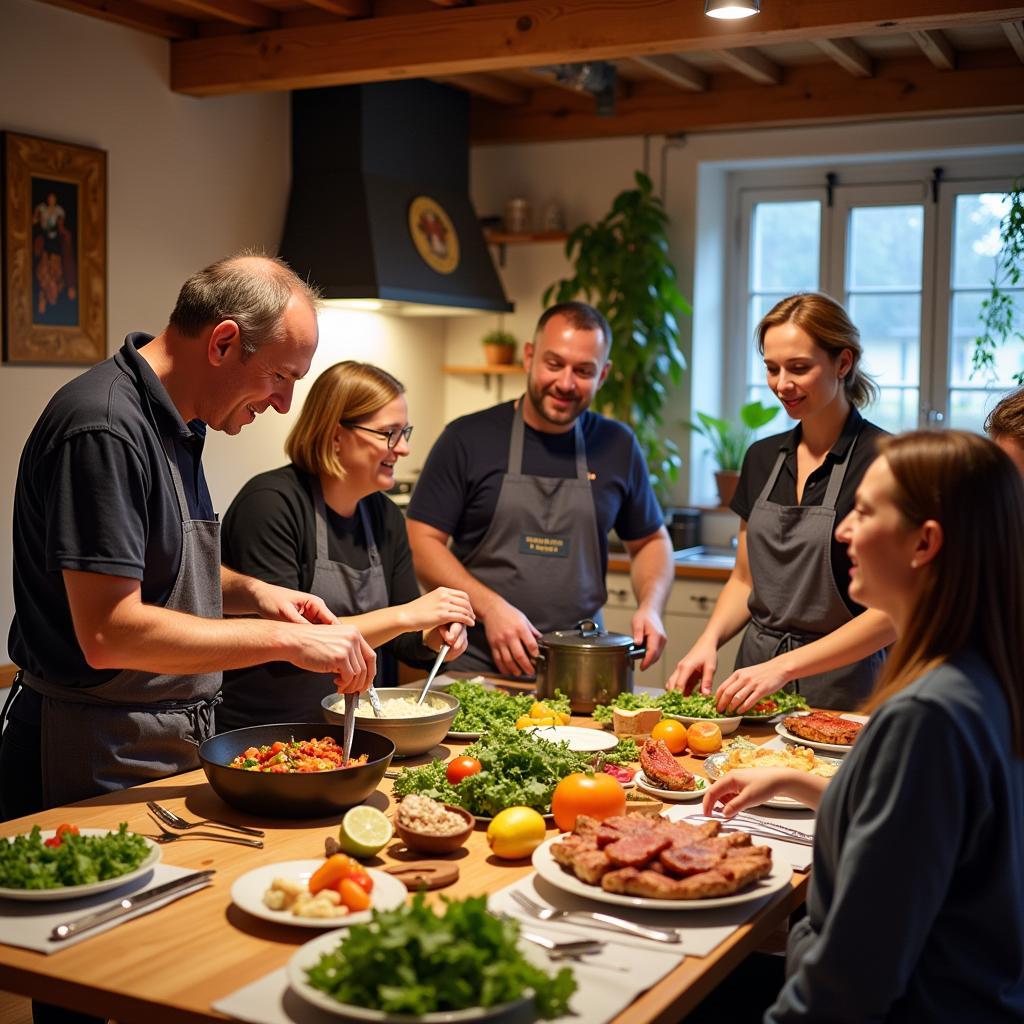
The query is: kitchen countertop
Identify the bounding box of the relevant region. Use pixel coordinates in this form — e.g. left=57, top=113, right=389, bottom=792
left=608, top=549, right=734, bottom=583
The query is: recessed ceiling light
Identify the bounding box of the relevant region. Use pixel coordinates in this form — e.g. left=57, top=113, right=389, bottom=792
left=705, top=0, right=760, bottom=19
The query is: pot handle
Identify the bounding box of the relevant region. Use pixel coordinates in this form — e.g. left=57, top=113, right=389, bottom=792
left=575, top=618, right=601, bottom=638
left=627, top=643, right=647, bottom=662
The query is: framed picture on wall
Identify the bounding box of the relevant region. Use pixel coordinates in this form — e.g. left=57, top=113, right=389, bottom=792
left=2, top=132, right=106, bottom=365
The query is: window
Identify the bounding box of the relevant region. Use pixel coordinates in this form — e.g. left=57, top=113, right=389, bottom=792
left=730, top=159, right=1023, bottom=436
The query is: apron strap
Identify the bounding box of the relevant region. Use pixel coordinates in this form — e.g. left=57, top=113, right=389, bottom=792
left=822, top=428, right=861, bottom=510
left=755, top=449, right=789, bottom=505
left=312, top=480, right=384, bottom=570
left=509, top=398, right=588, bottom=480
left=0, top=670, right=24, bottom=735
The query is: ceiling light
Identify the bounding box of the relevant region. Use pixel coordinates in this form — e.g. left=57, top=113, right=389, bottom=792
left=705, top=0, right=760, bottom=19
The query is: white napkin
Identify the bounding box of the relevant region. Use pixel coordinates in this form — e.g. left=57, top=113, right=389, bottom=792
left=665, top=803, right=817, bottom=872
left=489, top=870, right=780, bottom=958
left=0, top=864, right=207, bottom=954
left=214, top=933, right=683, bottom=1024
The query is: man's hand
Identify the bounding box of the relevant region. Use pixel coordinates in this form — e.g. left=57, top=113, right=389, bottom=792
left=664, top=636, right=718, bottom=693
left=284, top=623, right=376, bottom=693
left=631, top=604, right=666, bottom=670
left=482, top=597, right=541, bottom=677
left=250, top=580, right=337, bottom=625
left=713, top=659, right=789, bottom=713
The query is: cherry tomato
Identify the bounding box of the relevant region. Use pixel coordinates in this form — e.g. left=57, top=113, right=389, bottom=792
left=44, top=836, right=62, bottom=848
left=338, top=877, right=372, bottom=912
left=551, top=772, right=627, bottom=832
left=55, top=823, right=79, bottom=839
left=446, top=756, right=482, bottom=785
left=348, top=869, right=374, bottom=895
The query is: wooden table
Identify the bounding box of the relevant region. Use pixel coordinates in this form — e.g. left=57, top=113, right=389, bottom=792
left=0, top=719, right=808, bottom=1024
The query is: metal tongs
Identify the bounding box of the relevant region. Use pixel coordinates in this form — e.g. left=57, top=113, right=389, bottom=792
left=341, top=690, right=357, bottom=766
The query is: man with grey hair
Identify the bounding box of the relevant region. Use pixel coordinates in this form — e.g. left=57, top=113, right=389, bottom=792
left=2, top=252, right=375, bottom=824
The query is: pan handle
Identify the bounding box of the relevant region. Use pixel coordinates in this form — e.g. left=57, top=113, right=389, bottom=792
left=627, top=643, right=647, bottom=662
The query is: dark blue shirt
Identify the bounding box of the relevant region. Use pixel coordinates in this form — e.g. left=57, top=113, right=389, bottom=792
left=8, top=333, right=214, bottom=687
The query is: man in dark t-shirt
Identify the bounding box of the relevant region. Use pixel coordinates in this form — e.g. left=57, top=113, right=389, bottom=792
left=407, top=301, right=674, bottom=677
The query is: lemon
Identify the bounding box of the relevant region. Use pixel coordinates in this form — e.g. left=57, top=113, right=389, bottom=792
left=514, top=715, right=535, bottom=730
left=529, top=701, right=553, bottom=719
left=486, top=806, right=547, bottom=860
left=338, top=806, right=393, bottom=858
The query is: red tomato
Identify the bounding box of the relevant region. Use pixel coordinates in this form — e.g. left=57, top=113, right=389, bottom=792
left=44, top=836, right=62, bottom=848
left=551, top=772, right=627, bottom=832
left=55, top=823, right=79, bottom=839
left=338, top=877, right=372, bottom=912
left=348, top=870, right=374, bottom=895
left=445, top=756, right=482, bottom=785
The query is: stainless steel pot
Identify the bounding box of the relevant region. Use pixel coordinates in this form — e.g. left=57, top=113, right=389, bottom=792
left=534, top=619, right=646, bottom=713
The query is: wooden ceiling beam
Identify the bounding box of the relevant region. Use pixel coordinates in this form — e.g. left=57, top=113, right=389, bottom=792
left=815, top=37, right=874, bottom=78
left=910, top=28, right=957, bottom=69
left=633, top=54, right=707, bottom=92
left=173, top=0, right=277, bottom=30
left=169, top=0, right=1024, bottom=96
left=708, top=46, right=781, bottom=84
left=1002, top=19, right=1024, bottom=61
left=303, top=0, right=371, bottom=16
left=432, top=72, right=528, bottom=104
left=469, top=49, right=1024, bottom=142
left=36, top=0, right=194, bottom=39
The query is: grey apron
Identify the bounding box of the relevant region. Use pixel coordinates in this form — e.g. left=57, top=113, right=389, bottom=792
left=736, top=429, right=884, bottom=709
left=216, top=479, right=389, bottom=730
left=22, top=429, right=223, bottom=808
left=453, top=399, right=606, bottom=674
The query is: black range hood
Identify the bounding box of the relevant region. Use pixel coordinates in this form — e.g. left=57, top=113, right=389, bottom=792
left=279, top=81, right=512, bottom=314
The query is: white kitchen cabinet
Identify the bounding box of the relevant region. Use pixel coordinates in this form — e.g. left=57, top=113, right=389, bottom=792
left=604, top=573, right=743, bottom=689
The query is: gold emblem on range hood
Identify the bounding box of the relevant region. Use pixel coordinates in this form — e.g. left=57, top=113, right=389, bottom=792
left=408, top=196, right=460, bottom=275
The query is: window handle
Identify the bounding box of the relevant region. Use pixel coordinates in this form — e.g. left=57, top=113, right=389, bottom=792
left=925, top=408, right=945, bottom=424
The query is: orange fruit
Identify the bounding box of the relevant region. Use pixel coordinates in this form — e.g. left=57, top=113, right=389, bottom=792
left=551, top=773, right=627, bottom=832
left=650, top=719, right=688, bottom=754
left=687, top=721, right=723, bottom=755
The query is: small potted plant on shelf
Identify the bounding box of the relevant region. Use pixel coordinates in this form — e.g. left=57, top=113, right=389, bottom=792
left=688, top=400, right=780, bottom=507
left=481, top=329, right=517, bottom=366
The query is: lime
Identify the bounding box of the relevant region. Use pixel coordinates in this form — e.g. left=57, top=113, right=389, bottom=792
left=338, top=806, right=393, bottom=858
left=486, top=806, right=547, bottom=860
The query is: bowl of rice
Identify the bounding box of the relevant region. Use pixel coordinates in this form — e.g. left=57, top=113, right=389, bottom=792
left=394, top=794, right=474, bottom=854
left=321, top=689, right=459, bottom=758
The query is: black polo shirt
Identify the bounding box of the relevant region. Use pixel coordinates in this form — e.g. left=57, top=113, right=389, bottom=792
left=8, top=333, right=214, bottom=688
left=730, top=408, right=887, bottom=614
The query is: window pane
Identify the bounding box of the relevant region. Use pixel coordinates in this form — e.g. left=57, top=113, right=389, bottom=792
left=947, top=389, right=1005, bottom=433
left=870, top=386, right=920, bottom=434
left=949, top=290, right=1024, bottom=387
left=750, top=201, right=820, bottom=293
left=848, top=206, right=923, bottom=289
left=952, top=193, right=1009, bottom=290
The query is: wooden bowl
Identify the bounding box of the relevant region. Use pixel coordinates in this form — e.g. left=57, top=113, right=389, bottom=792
left=394, top=803, right=474, bottom=854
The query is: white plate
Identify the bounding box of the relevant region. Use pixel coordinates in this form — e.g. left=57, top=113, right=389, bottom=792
left=661, top=712, right=742, bottom=735
left=446, top=731, right=483, bottom=742
left=231, top=860, right=407, bottom=929
left=634, top=771, right=707, bottom=802
left=0, top=829, right=161, bottom=902
left=531, top=835, right=793, bottom=911
left=287, top=928, right=531, bottom=1021
left=774, top=713, right=869, bottom=755
left=702, top=751, right=834, bottom=810
left=522, top=725, right=618, bottom=753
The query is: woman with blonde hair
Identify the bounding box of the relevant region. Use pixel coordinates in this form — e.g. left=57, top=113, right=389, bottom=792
left=704, top=430, right=1024, bottom=1021
left=667, top=292, right=894, bottom=710
left=217, top=361, right=473, bottom=729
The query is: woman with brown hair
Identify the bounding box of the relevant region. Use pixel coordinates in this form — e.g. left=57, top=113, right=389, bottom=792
left=986, top=386, right=1024, bottom=475
left=703, top=430, right=1024, bottom=1022
left=667, top=292, right=894, bottom=710
left=216, top=361, right=473, bottom=730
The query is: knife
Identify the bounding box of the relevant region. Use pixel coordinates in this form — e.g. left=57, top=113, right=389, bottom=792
left=342, top=690, right=357, bottom=766
left=417, top=644, right=449, bottom=705
left=50, top=869, right=215, bottom=941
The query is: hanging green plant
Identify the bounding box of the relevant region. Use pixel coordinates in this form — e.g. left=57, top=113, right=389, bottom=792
left=972, top=177, right=1024, bottom=383
left=543, top=171, right=690, bottom=502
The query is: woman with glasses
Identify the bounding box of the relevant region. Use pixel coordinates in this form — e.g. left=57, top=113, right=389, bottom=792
left=215, top=361, right=473, bottom=730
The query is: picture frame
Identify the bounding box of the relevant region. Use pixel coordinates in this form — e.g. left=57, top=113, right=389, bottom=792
left=2, top=131, right=107, bottom=365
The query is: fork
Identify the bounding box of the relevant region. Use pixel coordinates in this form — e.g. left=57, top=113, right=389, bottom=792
left=510, top=890, right=681, bottom=944
left=689, top=812, right=814, bottom=844
left=147, top=801, right=264, bottom=837
left=144, top=814, right=264, bottom=848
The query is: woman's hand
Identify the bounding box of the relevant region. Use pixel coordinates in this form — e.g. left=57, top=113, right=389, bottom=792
left=701, top=768, right=793, bottom=817
left=400, top=587, right=475, bottom=633
left=713, top=659, right=789, bottom=713
left=664, top=636, right=718, bottom=693
left=424, top=622, right=468, bottom=660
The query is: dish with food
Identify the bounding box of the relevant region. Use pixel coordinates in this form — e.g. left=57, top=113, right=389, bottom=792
left=638, top=738, right=702, bottom=793
left=442, top=682, right=570, bottom=738
left=634, top=771, right=706, bottom=802
left=341, top=694, right=450, bottom=719
left=775, top=713, right=869, bottom=754
left=661, top=712, right=742, bottom=735
left=231, top=861, right=406, bottom=929
left=532, top=818, right=791, bottom=910
left=0, top=827, right=160, bottom=902
left=522, top=725, right=618, bottom=753
left=227, top=736, right=368, bottom=773
left=704, top=748, right=840, bottom=809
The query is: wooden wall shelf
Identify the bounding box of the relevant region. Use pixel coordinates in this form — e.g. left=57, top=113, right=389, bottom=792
left=443, top=363, right=525, bottom=400
left=484, top=229, right=569, bottom=266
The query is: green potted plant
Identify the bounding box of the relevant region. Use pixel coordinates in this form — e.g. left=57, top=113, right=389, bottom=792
left=543, top=171, right=689, bottom=502
left=688, top=400, right=780, bottom=507
left=481, top=328, right=517, bottom=366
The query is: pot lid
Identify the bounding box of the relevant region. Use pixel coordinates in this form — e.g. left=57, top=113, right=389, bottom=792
left=539, top=619, right=635, bottom=650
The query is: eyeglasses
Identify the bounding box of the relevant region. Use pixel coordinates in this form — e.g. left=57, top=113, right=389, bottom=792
left=341, top=422, right=414, bottom=449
